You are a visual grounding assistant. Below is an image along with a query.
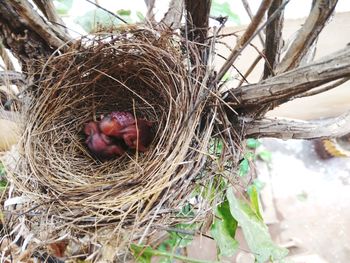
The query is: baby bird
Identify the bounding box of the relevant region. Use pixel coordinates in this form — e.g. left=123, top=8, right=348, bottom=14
left=99, top=112, right=154, bottom=152
left=84, top=121, right=125, bottom=159
left=118, top=119, right=154, bottom=152
left=99, top=111, right=135, bottom=137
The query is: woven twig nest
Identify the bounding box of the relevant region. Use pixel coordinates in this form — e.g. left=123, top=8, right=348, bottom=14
left=4, top=26, right=234, bottom=259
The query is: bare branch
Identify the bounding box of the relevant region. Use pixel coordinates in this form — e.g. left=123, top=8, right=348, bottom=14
left=144, top=0, right=156, bottom=21
left=237, top=54, right=263, bottom=87
left=245, top=111, right=350, bottom=139
left=276, top=0, right=338, bottom=73
left=184, top=0, right=211, bottom=43
left=33, top=0, right=68, bottom=35
left=262, top=0, right=284, bottom=79
left=225, top=46, right=350, bottom=108
left=216, top=0, right=275, bottom=82
left=293, top=77, right=350, bottom=99
left=161, top=0, right=184, bottom=29
left=241, top=0, right=265, bottom=46
left=9, top=0, right=69, bottom=48
left=0, top=2, right=56, bottom=65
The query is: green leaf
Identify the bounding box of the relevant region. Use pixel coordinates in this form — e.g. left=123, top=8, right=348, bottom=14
left=238, top=158, right=249, bottom=177
left=211, top=200, right=239, bottom=257
left=116, top=9, right=131, bottom=16
left=226, top=188, right=288, bottom=262
left=257, top=150, right=272, bottom=163
left=136, top=11, right=145, bottom=21
left=246, top=138, right=261, bottom=149
left=75, top=9, right=126, bottom=33
left=0, top=179, right=7, bottom=191
left=221, top=72, right=231, bottom=82
left=53, top=0, right=73, bottom=15
left=168, top=223, right=196, bottom=248
left=130, top=244, right=153, bottom=263
left=131, top=244, right=217, bottom=263
left=209, top=138, right=224, bottom=156
left=244, top=152, right=255, bottom=161
left=247, top=186, right=263, bottom=221
left=0, top=162, right=6, bottom=177
left=247, top=179, right=265, bottom=195
left=210, top=1, right=240, bottom=24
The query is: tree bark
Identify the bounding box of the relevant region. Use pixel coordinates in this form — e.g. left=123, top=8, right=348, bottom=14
left=225, top=46, right=350, bottom=110
left=263, top=0, right=284, bottom=78
left=245, top=111, right=350, bottom=139
left=0, top=2, right=58, bottom=68
left=184, top=0, right=212, bottom=44
left=276, top=0, right=338, bottom=73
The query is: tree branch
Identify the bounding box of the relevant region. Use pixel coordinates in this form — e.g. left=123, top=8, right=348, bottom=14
left=161, top=0, right=184, bottom=29
left=293, top=77, right=350, bottom=99
left=184, top=0, right=211, bottom=43
left=144, top=0, right=156, bottom=21
left=276, top=0, right=338, bottom=73
left=0, top=2, right=59, bottom=67
left=10, top=0, right=69, bottom=48
left=262, top=0, right=284, bottom=79
left=245, top=111, right=350, bottom=139
left=33, top=0, right=69, bottom=36
left=225, top=46, right=350, bottom=108
left=241, top=0, right=265, bottom=46
left=216, top=0, right=281, bottom=82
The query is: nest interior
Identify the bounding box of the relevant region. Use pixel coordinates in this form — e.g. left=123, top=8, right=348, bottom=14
left=6, top=26, right=226, bottom=253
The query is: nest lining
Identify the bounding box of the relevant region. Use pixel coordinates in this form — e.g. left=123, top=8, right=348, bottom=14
left=3, top=26, right=228, bottom=255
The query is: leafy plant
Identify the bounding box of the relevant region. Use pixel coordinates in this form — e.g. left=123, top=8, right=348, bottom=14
left=226, top=188, right=288, bottom=262
left=0, top=162, right=7, bottom=191
left=0, top=179, right=6, bottom=191
left=246, top=138, right=262, bottom=149
left=211, top=199, right=238, bottom=257
left=131, top=244, right=217, bottom=263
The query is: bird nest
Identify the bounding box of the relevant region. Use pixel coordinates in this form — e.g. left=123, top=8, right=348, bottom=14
left=3, top=26, right=237, bottom=260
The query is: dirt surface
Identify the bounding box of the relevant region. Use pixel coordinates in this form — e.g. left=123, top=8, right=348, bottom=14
left=258, top=139, right=350, bottom=262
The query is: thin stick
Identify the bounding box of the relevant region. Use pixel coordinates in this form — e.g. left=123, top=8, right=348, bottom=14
left=294, top=77, right=350, bottom=99
left=84, top=0, right=128, bottom=24
left=237, top=54, right=263, bottom=87
left=241, top=0, right=265, bottom=46
left=216, top=0, right=273, bottom=82
left=216, top=0, right=290, bottom=82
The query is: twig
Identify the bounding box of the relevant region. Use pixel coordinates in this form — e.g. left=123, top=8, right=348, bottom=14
left=237, top=54, right=263, bottom=87
left=293, top=77, right=350, bottom=99
left=184, top=0, right=212, bottom=44
left=276, top=0, right=338, bottom=73
left=84, top=0, right=128, bottom=24
left=245, top=110, right=350, bottom=139
left=216, top=0, right=291, bottom=82
left=241, top=0, right=265, bottom=46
